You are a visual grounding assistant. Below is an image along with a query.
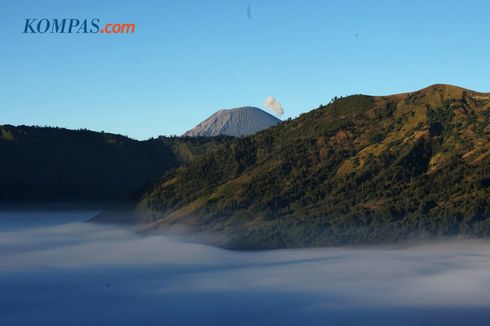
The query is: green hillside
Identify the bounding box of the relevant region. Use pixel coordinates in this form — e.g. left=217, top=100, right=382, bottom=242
left=143, top=85, right=490, bottom=249
left=0, top=125, right=229, bottom=203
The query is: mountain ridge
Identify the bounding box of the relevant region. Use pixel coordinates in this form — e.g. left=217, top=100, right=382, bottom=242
left=142, top=84, right=490, bottom=249
left=0, top=125, right=230, bottom=202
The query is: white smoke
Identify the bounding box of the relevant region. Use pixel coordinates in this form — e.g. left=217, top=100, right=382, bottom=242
left=264, top=96, right=284, bottom=116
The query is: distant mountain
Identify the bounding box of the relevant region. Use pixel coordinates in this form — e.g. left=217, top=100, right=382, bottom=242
left=0, top=125, right=229, bottom=203
left=142, top=84, right=490, bottom=249
left=183, top=107, right=281, bottom=137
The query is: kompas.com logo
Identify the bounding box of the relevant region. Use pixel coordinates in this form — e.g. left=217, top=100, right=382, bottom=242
left=23, top=18, right=135, bottom=34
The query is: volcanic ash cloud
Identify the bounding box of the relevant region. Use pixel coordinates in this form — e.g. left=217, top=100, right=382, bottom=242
left=264, top=96, right=284, bottom=116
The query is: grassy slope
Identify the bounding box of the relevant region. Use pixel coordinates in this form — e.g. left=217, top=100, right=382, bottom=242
left=144, top=84, right=490, bottom=248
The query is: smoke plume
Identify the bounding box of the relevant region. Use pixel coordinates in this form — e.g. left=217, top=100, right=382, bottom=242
left=264, top=96, right=284, bottom=116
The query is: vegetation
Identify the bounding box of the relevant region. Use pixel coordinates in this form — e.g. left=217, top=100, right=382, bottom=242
left=143, top=85, right=490, bottom=249
left=0, top=125, right=231, bottom=203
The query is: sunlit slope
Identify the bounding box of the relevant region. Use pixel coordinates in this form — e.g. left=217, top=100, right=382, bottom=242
left=143, top=84, right=490, bottom=248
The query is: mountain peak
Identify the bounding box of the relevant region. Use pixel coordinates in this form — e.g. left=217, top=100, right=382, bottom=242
left=418, top=83, right=481, bottom=93
left=183, top=106, right=281, bottom=137
left=379, top=84, right=489, bottom=100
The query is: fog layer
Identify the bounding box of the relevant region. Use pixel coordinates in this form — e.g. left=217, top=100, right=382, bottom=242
left=1, top=211, right=490, bottom=326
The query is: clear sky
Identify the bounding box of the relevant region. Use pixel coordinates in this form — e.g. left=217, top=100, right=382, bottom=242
left=1, top=0, right=490, bottom=139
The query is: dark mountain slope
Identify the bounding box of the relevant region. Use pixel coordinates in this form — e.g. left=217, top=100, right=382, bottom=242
left=143, top=84, right=490, bottom=249
left=0, top=125, right=230, bottom=203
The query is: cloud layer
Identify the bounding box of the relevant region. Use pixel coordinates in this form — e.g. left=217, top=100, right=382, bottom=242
left=1, top=211, right=490, bottom=326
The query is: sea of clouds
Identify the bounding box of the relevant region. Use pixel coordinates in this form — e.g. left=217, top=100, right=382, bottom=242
left=1, top=210, right=490, bottom=326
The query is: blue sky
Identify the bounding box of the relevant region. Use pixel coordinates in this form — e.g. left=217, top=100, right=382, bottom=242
left=1, top=0, right=490, bottom=139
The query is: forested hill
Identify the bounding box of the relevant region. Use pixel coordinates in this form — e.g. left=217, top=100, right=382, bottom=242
left=0, top=125, right=229, bottom=203
left=143, top=84, right=490, bottom=249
